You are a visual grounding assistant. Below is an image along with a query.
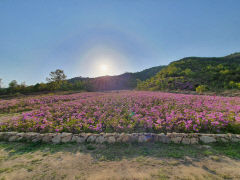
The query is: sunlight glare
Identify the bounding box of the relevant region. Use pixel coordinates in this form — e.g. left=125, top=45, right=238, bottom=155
left=100, top=64, right=108, bottom=72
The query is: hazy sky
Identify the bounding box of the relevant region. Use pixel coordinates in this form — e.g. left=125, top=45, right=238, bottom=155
left=0, top=0, right=240, bottom=86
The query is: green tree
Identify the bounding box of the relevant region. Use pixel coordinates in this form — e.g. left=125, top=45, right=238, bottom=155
left=229, top=81, right=235, bottom=89
left=46, top=69, right=67, bottom=90
left=236, top=82, right=240, bottom=89
left=8, top=80, right=18, bottom=94
left=46, top=69, right=67, bottom=83
left=9, top=80, right=18, bottom=89
left=183, top=68, right=193, bottom=76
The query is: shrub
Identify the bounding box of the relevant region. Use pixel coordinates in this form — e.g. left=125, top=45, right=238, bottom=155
left=226, top=122, right=240, bottom=134
left=196, top=85, right=208, bottom=94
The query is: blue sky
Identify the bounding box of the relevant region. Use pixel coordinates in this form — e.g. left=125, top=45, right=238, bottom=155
left=0, top=0, right=240, bottom=86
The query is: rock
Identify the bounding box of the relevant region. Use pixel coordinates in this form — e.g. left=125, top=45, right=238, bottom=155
left=113, top=133, right=119, bottom=141
left=52, top=134, right=61, bottom=144
left=42, top=134, right=54, bottom=143
left=61, top=133, right=72, bottom=143
left=138, top=135, right=147, bottom=143
left=171, top=137, right=182, bottom=144
left=32, top=137, right=42, bottom=143
left=30, top=133, right=43, bottom=142
left=159, top=134, right=170, bottom=143
left=87, top=135, right=97, bottom=143
left=23, top=132, right=40, bottom=142
left=138, top=135, right=152, bottom=143
left=189, top=133, right=199, bottom=138
left=123, top=134, right=132, bottom=143
left=16, top=133, right=26, bottom=141
left=200, top=136, right=216, bottom=143
left=153, top=134, right=162, bottom=142
left=71, top=135, right=77, bottom=142
left=170, top=133, right=184, bottom=137
left=215, top=134, right=226, bottom=138
left=95, top=136, right=106, bottom=144
left=72, top=135, right=86, bottom=143
left=71, top=135, right=78, bottom=142
left=77, top=136, right=86, bottom=143
left=25, top=132, right=38, bottom=138
left=5, top=132, right=17, bottom=136
left=151, top=134, right=159, bottom=142
left=16, top=133, right=25, bottom=137
left=1, top=132, right=239, bottom=144
left=117, top=134, right=130, bottom=143
left=232, top=138, right=240, bottom=142
left=17, top=136, right=24, bottom=141
left=227, top=133, right=232, bottom=138
left=181, top=137, right=191, bottom=144
left=4, top=132, right=17, bottom=141
left=82, top=133, right=91, bottom=140
left=190, top=138, right=198, bottom=144
left=220, top=138, right=229, bottom=143
left=8, top=135, right=19, bottom=142
left=61, top=132, right=72, bottom=137
left=107, top=136, right=116, bottom=143
left=130, top=134, right=139, bottom=142
left=105, top=133, right=114, bottom=137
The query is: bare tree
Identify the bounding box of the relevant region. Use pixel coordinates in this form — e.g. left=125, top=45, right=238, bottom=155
left=0, top=78, right=2, bottom=88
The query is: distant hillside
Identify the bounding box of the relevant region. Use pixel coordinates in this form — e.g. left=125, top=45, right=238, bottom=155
left=69, top=66, right=165, bottom=91
left=137, top=52, right=240, bottom=92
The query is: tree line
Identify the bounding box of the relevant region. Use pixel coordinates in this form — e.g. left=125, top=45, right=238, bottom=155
left=0, top=69, right=89, bottom=96
left=0, top=65, right=165, bottom=95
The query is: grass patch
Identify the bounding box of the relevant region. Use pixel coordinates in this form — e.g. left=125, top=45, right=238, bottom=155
left=151, top=169, right=169, bottom=180
left=0, top=141, right=240, bottom=162
left=211, top=142, right=240, bottom=159
left=0, top=142, right=75, bottom=156
left=203, top=150, right=213, bottom=156
left=0, top=168, right=13, bottom=174
left=86, top=144, right=96, bottom=150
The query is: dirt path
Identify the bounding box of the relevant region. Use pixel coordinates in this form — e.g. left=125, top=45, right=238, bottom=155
left=0, top=142, right=239, bottom=180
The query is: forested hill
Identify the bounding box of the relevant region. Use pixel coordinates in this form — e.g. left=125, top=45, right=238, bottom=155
left=2, top=52, right=240, bottom=95
left=69, top=65, right=165, bottom=91
left=137, top=52, right=240, bottom=92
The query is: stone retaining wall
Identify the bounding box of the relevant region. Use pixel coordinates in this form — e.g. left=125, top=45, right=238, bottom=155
left=0, top=132, right=239, bottom=144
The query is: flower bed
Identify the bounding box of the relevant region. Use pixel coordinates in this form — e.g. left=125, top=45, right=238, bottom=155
left=0, top=91, right=240, bottom=134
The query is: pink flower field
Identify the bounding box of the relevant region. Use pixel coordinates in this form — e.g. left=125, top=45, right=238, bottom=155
left=0, top=91, right=240, bottom=134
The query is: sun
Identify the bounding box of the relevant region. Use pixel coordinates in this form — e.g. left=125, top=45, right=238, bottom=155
left=100, top=64, right=108, bottom=71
